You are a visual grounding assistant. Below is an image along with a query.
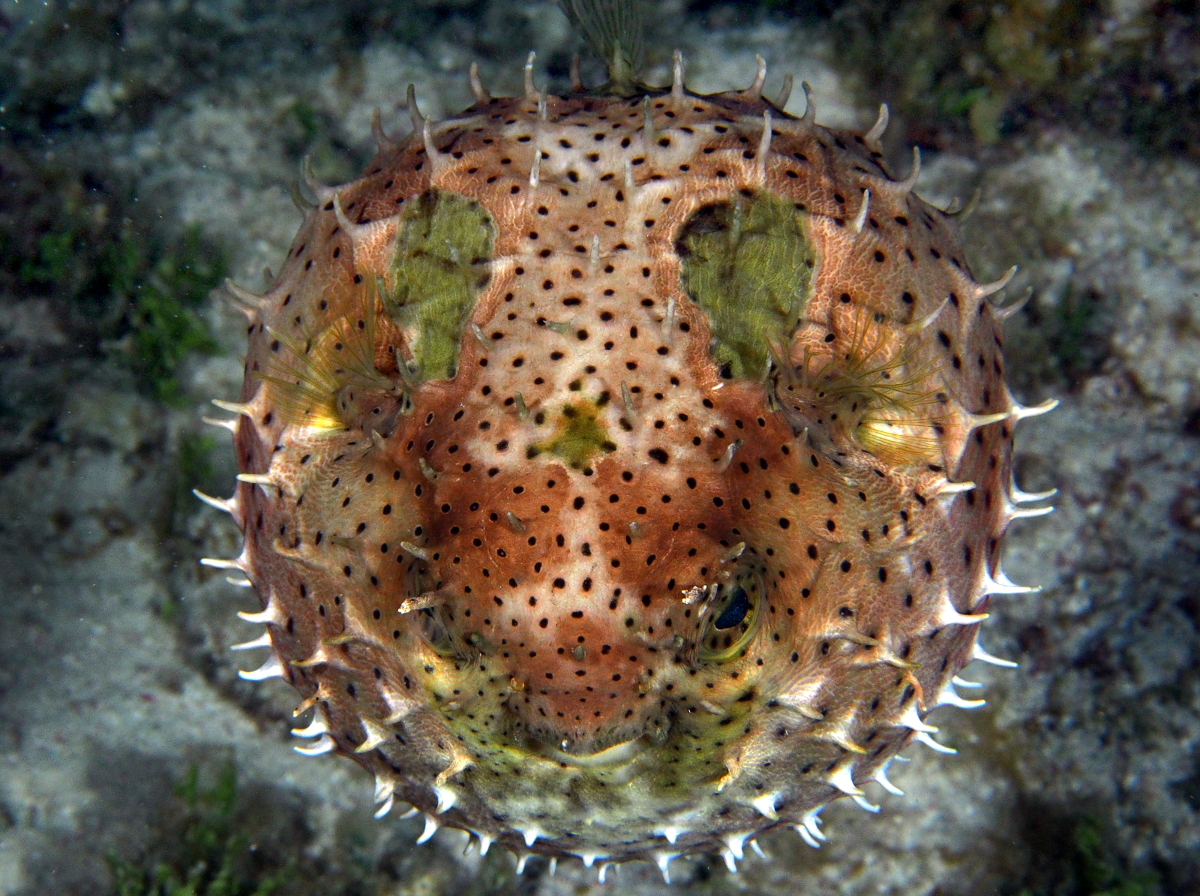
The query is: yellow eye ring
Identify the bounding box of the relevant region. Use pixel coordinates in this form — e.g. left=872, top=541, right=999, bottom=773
left=697, top=571, right=765, bottom=664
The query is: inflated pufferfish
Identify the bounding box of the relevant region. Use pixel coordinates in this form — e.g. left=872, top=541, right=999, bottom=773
left=206, top=0, right=1055, bottom=877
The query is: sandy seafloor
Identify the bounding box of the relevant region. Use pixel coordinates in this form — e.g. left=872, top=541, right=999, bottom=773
left=1, top=1, right=1198, bottom=894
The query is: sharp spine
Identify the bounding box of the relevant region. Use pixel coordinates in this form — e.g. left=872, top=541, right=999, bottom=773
left=873, top=760, right=904, bottom=795
left=750, top=792, right=779, bottom=820
left=201, top=557, right=243, bottom=571
left=916, top=731, right=958, bottom=754
left=775, top=72, right=793, bottom=108
left=655, top=852, right=675, bottom=884
left=937, top=681, right=986, bottom=709
left=966, top=409, right=1011, bottom=430
left=827, top=763, right=863, bottom=796
left=238, top=603, right=283, bottom=625
left=864, top=103, right=889, bottom=149
left=852, top=793, right=881, bottom=813
left=909, top=296, right=949, bottom=331
left=1010, top=475, right=1058, bottom=504
left=417, top=814, right=439, bottom=844
left=897, top=704, right=938, bottom=734
left=291, top=715, right=329, bottom=738
left=300, top=156, right=333, bottom=203
left=747, top=54, right=767, bottom=98
left=469, top=62, right=489, bottom=103
left=972, top=641, right=1019, bottom=668
left=621, top=381, right=636, bottom=420
left=523, top=51, right=539, bottom=102
left=852, top=188, right=871, bottom=233
left=406, top=83, right=423, bottom=131
left=642, top=94, right=655, bottom=143
left=671, top=50, right=686, bottom=102
left=1010, top=398, right=1059, bottom=421
left=239, top=654, right=285, bottom=681
left=718, top=438, right=744, bottom=472
left=974, top=265, right=1018, bottom=299
left=980, top=567, right=1039, bottom=596
left=898, top=146, right=921, bottom=192
left=289, top=180, right=312, bottom=214
left=224, top=279, right=268, bottom=313
left=1009, top=503, right=1055, bottom=520
left=991, top=286, right=1033, bottom=320
left=212, top=399, right=252, bottom=417
left=400, top=541, right=430, bottom=562
left=193, top=489, right=235, bottom=515
left=756, top=108, right=773, bottom=181
left=371, top=108, right=397, bottom=150
left=799, top=807, right=826, bottom=847
left=294, top=733, right=336, bottom=756
left=230, top=632, right=272, bottom=651
left=354, top=719, right=390, bottom=753
left=469, top=322, right=489, bottom=350
left=801, top=81, right=815, bottom=124
left=725, top=831, right=747, bottom=860
left=202, top=416, right=239, bottom=434
left=235, top=472, right=274, bottom=487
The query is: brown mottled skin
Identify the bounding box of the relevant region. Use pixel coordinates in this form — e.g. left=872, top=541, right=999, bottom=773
left=218, top=69, right=1043, bottom=866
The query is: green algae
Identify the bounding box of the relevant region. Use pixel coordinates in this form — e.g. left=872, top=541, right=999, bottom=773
left=385, top=190, right=496, bottom=381
left=816, top=0, right=1200, bottom=156
left=676, top=191, right=816, bottom=380
left=532, top=401, right=618, bottom=470
left=107, top=763, right=293, bottom=896
left=15, top=196, right=225, bottom=405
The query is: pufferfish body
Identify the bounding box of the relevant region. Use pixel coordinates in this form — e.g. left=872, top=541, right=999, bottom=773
left=211, top=46, right=1053, bottom=872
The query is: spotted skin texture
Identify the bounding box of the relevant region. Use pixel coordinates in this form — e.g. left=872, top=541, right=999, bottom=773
left=222, top=79, right=1039, bottom=867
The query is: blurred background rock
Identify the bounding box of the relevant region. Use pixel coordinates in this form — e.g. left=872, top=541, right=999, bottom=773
left=0, top=1, right=1196, bottom=894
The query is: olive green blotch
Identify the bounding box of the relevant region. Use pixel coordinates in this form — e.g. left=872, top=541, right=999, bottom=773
left=531, top=402, right=617, bottom=470
left=676, top=192, right=816, bottom=380
left=386, top=190, right=495, bottom=381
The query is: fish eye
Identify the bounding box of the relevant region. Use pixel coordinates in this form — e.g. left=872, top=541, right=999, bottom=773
left=697, top=570, right=764, bottom=664
left=714, top=584, right=750, bottom=629
left=416, top=606, right=458, bottom=658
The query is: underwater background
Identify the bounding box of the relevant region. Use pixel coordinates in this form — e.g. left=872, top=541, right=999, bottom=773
left=0, top=1, right=1198, bottom=893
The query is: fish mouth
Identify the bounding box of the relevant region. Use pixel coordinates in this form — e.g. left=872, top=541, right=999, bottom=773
left=546, top=736, right=648, bottom=769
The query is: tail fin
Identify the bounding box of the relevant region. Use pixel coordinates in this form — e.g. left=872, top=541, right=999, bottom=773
left=558, top=0, right=645, bottom=92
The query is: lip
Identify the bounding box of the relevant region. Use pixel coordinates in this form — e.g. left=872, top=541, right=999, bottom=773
left=547, top=737, right=647, bottom=769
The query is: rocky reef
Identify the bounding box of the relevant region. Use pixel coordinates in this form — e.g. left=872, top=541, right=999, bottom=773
left=0, top=2, right=1197, bottom=894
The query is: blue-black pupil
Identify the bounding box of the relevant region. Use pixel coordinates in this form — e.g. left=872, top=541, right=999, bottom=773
left=714, top=584, right=751, bottom=630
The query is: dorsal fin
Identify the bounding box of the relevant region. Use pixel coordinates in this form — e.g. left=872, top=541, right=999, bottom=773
left=557, top=0, right=645, bottom=94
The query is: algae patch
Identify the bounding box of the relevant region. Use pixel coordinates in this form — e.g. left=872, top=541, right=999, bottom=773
left=107, top=762, right=293, bottom=896
left=532, top=401, right=618, bottom=470
left=676, top=191, right=816, bottom=380
left=385, top=190, right=495, bottom=381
